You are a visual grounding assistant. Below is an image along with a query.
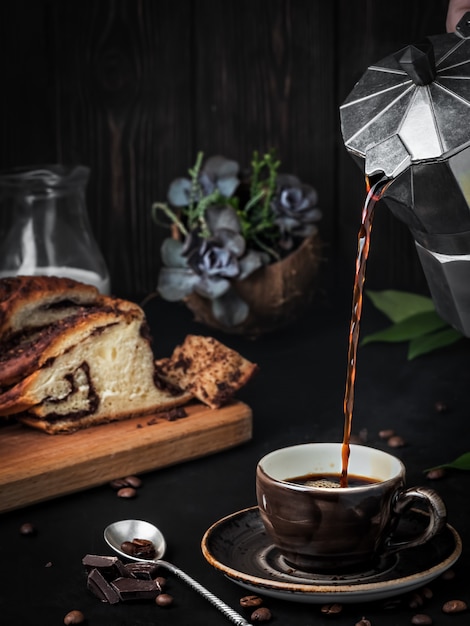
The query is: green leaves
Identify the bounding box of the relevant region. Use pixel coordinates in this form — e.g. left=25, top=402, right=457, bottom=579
left=426, top=452, right=470, bottom=472
left=366, top=290, right=435, bottom=323
left=362, top=290, right=463, bottom=359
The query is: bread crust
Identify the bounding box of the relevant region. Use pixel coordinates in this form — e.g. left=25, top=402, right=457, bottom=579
left=0, top=275, right=100, bottom=339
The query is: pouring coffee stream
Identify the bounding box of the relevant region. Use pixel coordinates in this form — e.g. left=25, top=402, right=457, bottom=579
left=341, top=177, right=390, bottom=487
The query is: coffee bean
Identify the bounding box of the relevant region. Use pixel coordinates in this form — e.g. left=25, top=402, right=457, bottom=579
left=155, top=592, right=174, bottom=607
left=434, top=401, right=448, bottom=413
left=379, top=429, right=395, bottom=439
left=421, top=587, right=433, bottom=600
left=387, top=435, right=406, bottom=448
left=349, top=434, right=363, bottom=444
left=63, top=610, right=85, bottom=624
left=131, top=538, right=156, bottom=558
left=355, top=618, right=371, bottom=626
left=321, top=603, right=343, bottom=615
left=240, top=595, right=263, bottom=608
left=408, top=592, right=424, bottom=608
left=411, top=614, right=432, bottom=625
left=155, top=576, right=167, bottom=589
left=121, top=541, right=138, bottom=556
left=120, top=538, right=156, bottom=559
left=123, top=475, right=142, bottom=488
left=426, top=468, right=446, bottom=480
left=250, top=607, right=272, bottom=622
left=109, top=478, right=128, bottom=490
left=442, top=599, right=467, bottom=613
left=111, top=476, right=142, bottom=491
left=441, top=568, right=456, bottom=580
left=19, top=522, right=36, bottom=536
left=117, top=487, right=137, bottom=498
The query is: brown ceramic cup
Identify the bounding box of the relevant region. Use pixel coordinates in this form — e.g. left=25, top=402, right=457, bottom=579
left=256, top=443, right=447, bottom=573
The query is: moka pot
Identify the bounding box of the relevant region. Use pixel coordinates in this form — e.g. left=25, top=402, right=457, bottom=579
left=340, top=13, right=470, bottom=336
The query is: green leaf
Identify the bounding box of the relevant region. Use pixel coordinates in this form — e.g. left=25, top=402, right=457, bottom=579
left=408, top=327, right=462, bottom=360
left=366, top=290, right=435, bottom=323
left=426, top=452, right=470, bottom=472
left=361, top=311, right=447, bottom=346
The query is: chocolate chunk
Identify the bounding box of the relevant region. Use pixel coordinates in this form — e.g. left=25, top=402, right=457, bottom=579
left=82, top=554, right=119, bottom=570
left=111, top=576, right=160, bottom=601
left=87, top=568, right=120, bottom=604
left=125, top=562, right=161, bottom=580
left=82, top=554, right=127, bottom=580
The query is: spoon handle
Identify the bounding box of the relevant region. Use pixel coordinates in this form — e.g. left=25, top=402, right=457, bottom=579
left=157, top=559, right=251, bottom=626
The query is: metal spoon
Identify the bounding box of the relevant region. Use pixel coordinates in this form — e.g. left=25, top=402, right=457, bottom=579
left=104, top=519, right=250, bottom=626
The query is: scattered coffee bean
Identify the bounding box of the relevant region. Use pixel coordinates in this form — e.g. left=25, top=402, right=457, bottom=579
left=117, top=487, right=137, bottom=499
left=379, top=429, right=395, bottom=439
left=110, top=475, right=142, bottom=491
left=19, top=522, right=36, bottom=536
left=349, top=434, right=363, bottom=444
left=45, top=561, right=53, bottom=567
left=408, top=592, right=425, bottom=609
left=426, top=468, right=446, bottom=480
left=355, top=618, right=371, bottom=626
left=434, top=400, right=448, bottom=413
left=240, top=595, right=263, bottom=608
left=63, top=609, right=85, bottom=624
left=155, top=592, right=174, bottom=607
left=109, top=478, right=129, bottom=490
left=442, top=599, right=467, bottom=613
left=123, top=475, right=142, bottom=488
left=387, top=435, right=406, bottom=448
left=441, top=568, right=456, bottom=580
left=320, top=603, right=343, bottom=615
left=250, top=606, right=272, bottom=622
left=411, top=614, right=432, bottom=625
left=155, top=576, right=167, bottom=589
left=421, top=587, right=433, bottom=600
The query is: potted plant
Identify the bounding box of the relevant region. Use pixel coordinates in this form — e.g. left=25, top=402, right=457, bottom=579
left=151, top=150, right=323, bottom=336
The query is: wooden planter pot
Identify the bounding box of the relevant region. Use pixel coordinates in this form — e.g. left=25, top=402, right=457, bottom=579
left=184, top=233, right=323, bottom=337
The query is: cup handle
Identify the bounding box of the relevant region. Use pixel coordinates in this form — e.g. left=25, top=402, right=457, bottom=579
left=384, top=486, right=447, bottom=553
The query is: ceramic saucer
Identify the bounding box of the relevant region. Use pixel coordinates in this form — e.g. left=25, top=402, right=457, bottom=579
left=201, top=506, right=462, bottom=604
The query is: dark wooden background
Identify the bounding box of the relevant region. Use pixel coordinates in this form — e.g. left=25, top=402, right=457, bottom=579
left=0, top=0, right=450, bottom=300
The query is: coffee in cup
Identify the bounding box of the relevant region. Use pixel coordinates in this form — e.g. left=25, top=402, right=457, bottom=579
left=256, top=442, right=447, bottom=573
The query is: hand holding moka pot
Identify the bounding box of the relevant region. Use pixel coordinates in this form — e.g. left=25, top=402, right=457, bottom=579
left=340, top=13, right=470, bottom=336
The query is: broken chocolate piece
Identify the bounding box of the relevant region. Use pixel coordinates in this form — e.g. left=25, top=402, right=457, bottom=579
left=111, top=576, right=160, bottom=601
left=82, top=554, right=127, bottom=580
left=125, top=561, right=161, bottom=580
left=87, top=568, right=120, bottom=604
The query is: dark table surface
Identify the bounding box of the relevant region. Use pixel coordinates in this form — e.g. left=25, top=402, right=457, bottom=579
left=2, top=271, right=470, bottom=626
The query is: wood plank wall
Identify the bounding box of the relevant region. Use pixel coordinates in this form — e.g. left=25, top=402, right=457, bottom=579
left=0, top=0, right=450, bottom=300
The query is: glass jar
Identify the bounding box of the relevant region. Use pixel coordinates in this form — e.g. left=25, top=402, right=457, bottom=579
left=0, top=164, right=110, bottom=294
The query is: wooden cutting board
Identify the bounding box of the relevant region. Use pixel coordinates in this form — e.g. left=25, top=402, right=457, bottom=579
left=0, top=400, right=252, bottom=513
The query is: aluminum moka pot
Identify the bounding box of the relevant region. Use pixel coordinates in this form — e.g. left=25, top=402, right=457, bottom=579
left=340, top=13, right=470, bottom=336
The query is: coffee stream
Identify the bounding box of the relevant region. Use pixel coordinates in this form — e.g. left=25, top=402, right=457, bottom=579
left=340, top=177, right=390, bottom=488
